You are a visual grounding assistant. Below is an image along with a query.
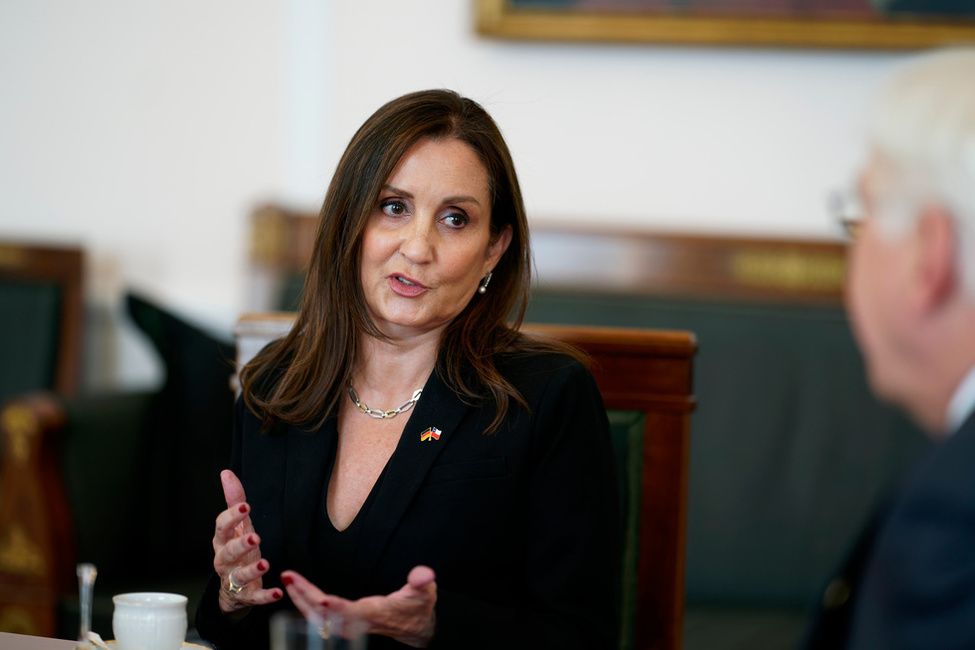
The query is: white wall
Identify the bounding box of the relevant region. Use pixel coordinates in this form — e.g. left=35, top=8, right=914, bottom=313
left=0, top=0, right=290, bottom=387
left=321, top=2, right=909, bottom=237
left=0, top=0, right=915, bottom=388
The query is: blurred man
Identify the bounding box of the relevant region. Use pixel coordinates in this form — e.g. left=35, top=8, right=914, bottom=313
left=802, top=48, right=975, bottom=649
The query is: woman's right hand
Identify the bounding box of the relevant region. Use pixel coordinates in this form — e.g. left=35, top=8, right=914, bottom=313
left=213, top=469, right=283, bottom=614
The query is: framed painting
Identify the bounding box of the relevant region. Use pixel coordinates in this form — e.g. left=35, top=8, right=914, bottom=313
left=476, top=0, right=975, bottom=49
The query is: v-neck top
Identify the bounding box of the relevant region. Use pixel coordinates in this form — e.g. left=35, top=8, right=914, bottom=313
left=311, top=433, right=389, bottom=599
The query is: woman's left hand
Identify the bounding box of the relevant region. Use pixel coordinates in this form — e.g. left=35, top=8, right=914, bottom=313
left=280, top=566, right=437, bottom=648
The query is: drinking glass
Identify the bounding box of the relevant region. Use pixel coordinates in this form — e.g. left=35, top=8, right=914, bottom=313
left=270, top=610, right=367, bottom=650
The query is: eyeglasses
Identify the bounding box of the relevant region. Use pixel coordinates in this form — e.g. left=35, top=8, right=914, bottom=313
left=829, top=188, right=863, bottom=240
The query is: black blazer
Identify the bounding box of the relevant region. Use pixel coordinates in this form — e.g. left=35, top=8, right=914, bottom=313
left=196, top=351, right=621, bottom=650
left=801, top=411, right=975, bottom=650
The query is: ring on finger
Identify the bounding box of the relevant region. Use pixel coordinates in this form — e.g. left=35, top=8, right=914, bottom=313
left=226, top=567, right=245, bottom=594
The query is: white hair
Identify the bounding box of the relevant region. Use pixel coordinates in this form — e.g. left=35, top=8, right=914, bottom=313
left=866, top=47, right=975, bottom=297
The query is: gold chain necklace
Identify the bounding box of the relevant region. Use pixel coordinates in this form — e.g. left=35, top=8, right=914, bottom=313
left=347, top=385, right=423, bottom=419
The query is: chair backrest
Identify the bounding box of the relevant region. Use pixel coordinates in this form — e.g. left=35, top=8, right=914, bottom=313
left=0, top=242, right=84, bottom=403
left=235, top=314, right=696, bottom=650
left=523, top=324, right=696, bottom=650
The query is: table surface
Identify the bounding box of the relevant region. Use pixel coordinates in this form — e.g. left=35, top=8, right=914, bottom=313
left=0, top=634, right=212, bottom=650
left=0, top=632, right=78, bottom=650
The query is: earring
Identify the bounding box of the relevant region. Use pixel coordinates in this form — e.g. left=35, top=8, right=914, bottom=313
left=478, top=271, right=493, bottom=294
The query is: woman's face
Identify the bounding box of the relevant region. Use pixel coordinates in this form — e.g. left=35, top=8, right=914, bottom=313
left=359, top=137, right=512, bottom=340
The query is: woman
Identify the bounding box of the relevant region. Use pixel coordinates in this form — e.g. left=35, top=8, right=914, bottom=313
left=196, top=90, right=621, bottom=649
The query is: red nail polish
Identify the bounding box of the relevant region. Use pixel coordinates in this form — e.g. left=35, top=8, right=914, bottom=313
left=282, top=575, right=294, bottom=586
left=248, top=535, right=257, bottom=546
left=319, top=600, right=329, bottom=608
left=273, top=590, right=282, bottom=600
left=239, top=504, right=248, bottom=514
left=258, top=560, right=268, bottom=571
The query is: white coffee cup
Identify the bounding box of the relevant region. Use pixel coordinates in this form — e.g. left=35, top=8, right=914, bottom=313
left=112, top=592, right=187, bottom=650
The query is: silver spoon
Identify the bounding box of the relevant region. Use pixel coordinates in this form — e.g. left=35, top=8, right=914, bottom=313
left=77, top=563, right=98, bottom=644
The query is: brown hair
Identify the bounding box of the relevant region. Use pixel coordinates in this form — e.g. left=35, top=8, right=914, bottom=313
left=240, top=89, right=577, bottom=434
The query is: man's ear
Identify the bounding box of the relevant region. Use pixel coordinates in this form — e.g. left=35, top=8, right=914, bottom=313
left=913, top=205, right=958, bottom=314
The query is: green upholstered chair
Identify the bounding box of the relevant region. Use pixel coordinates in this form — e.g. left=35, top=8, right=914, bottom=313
left=523, top=325, right=696, bottom=650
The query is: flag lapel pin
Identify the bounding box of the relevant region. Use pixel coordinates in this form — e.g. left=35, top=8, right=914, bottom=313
left=420, top=426, right=442, bottom=442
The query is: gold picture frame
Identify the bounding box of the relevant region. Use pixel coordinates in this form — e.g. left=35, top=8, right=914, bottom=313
left=476, top=0, right=975, bottom=49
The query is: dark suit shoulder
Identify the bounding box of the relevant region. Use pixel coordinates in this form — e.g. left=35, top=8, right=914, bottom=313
left=843, top=413, right=975, bottom=649
left=898, top=413, right=975, bottom=505
left=496, top=348, right=588, bottom=381
left=495, top=349, right=594, bottom=401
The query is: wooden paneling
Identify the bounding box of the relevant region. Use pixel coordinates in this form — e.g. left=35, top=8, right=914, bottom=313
left=247, top=205, right=848, bottom=310
left=530, top=225, right=847, bottom=306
